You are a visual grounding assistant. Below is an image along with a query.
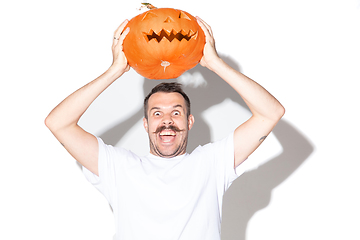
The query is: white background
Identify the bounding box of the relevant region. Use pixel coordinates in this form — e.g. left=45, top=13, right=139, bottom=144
left=1, top=0, right=359, bottom=239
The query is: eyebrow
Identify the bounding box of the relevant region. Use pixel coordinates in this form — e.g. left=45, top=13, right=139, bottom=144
left=150, top=104, right=184, bottom=112
left=173, top=104, right=183, bottom=109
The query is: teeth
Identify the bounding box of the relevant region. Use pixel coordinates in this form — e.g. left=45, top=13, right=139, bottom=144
left=159, top=131, right=176, bottom=136
left=144, top=29, right=196, bottom=42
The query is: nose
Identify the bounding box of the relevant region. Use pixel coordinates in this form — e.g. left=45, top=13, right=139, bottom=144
left=162, top=114, right=173, bottom=125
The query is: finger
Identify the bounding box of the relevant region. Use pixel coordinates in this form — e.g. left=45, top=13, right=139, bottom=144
left=196, top=16, right=213, bottom=36
left=113, top=20, right=129, bottom=46
left=118, top=27, right=130, bottom=44
left=114, top=19, right=129, bottom=38
left=196, top=18, right=214, bottom=45
left=112, top=27, right=130, bottom=53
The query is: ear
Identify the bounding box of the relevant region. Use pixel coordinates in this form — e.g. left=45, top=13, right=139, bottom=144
left=188, top=114, right=195, bottom=130
left=143, top=117, right=149, bottom=132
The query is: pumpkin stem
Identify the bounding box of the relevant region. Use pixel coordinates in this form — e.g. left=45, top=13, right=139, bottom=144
left=140, top=3, right=157, bottom=10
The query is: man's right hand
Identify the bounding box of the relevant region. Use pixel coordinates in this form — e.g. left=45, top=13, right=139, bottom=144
left=110, top=20, right=130, bottom=77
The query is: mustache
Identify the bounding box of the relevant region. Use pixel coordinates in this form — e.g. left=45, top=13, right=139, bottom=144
left=153, top=125, right=185, bottom=134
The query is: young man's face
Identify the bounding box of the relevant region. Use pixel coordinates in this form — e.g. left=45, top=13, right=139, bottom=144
left=143, top=92, right=194, bottom=158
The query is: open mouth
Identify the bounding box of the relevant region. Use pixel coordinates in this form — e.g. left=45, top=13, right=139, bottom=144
left=159, top=129, right=176, bottom=143
left=159, top=130, right=176, bottom=136
left=143, top=29, right=198, bottom=43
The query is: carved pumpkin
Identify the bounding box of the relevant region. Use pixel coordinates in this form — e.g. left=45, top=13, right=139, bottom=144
left=123, top=8, right=205, bottom=79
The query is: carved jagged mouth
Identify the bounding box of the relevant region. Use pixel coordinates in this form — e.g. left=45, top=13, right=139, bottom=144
left=143, top=29, right=198, bottom=43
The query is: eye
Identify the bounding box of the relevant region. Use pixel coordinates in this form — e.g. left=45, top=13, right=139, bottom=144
left=173, top=110, right=180, bottom=116
left=154, top=111, right=161, bottom=116
left=179, top=11, right=191, bottom=20
left=141, top=12, right=158, bottom=21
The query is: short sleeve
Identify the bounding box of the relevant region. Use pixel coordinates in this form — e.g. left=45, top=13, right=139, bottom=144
left=82, top=137, right=119, bottom=206
left=198, top=131, right=250, bottom=194
left=214, top=131, right=238, bottom=192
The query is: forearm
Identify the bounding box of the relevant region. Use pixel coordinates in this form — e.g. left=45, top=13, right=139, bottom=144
left=45, top=19, right=131, bottom=134
left=209, top=58, right=285, bottom=121
left=45, top=66, right=124, bottom=132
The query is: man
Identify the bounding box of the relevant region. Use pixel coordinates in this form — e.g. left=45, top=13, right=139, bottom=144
left=45, top=17, right=285, bottom=240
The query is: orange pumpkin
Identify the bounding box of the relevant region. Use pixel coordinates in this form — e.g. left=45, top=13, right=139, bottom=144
left=123, top=8, right=205, bottom=79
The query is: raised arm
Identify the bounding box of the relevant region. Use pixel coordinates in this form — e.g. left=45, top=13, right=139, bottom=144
left=45, top=20, right=130, bottom=176
left=196, top=17, right=285, bottom=168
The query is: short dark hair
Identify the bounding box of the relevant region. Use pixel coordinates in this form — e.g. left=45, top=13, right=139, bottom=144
left=144, top=82, right=191, bottom=120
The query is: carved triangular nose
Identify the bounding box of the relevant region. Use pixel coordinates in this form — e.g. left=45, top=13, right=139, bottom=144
left=164, top=17, right=174, bottom=23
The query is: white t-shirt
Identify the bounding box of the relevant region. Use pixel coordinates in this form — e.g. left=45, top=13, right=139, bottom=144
left=83, top=132, right=249, bottom=240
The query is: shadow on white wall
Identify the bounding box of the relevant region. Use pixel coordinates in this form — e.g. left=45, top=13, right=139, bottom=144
left=81, top=55, right=314, bottom=240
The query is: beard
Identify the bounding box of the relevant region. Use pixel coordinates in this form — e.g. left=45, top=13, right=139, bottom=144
left=149, top=125, right=188, bottom=158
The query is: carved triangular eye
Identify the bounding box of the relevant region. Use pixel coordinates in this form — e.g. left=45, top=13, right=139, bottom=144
left=164, top=17, right=174, bottom=23
left=179, top=11, right=191, bottom=20
left=142, top=11, right=158, bottom=21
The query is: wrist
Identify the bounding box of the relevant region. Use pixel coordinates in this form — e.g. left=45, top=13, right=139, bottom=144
left=107, top=64, right=127, bottom=79
left=206, top=57, right=226, bottom=73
